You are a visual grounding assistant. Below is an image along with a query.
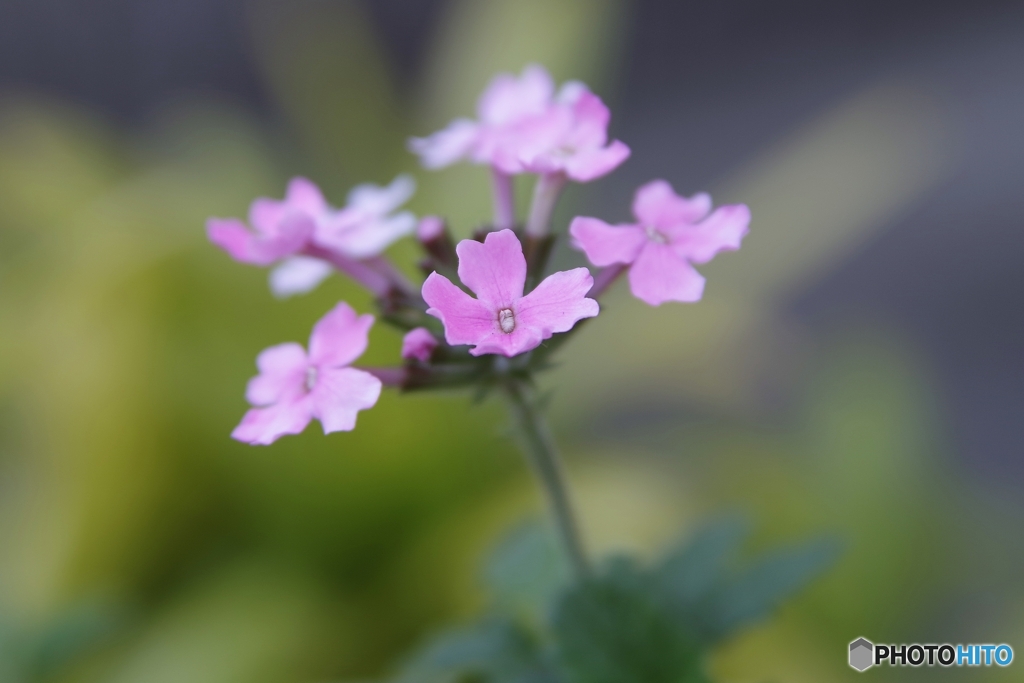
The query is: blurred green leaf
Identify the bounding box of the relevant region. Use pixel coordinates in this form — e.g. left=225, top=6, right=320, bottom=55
left=656, top=514, right=751, bottom=609
left=696, top=537, right=842, bottom=643
left=551, top=557, right=706, bottom=683
left=395, top=616, right=560, bottom=683
left=23, top=600, right=126, bottom=681
left=483, top=522, right=570, bottom=626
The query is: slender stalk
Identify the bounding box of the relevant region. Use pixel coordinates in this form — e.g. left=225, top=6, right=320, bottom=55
left=491, top=168, right=516, bottom=231
left=525, top=172, right=567, bottom=238
left=502, top=378, right=590, bottom=580
left=305, top=245, right=391, bottom=298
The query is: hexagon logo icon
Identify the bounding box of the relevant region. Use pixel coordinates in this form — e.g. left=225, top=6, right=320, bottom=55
left=849, top=637, right=874, bottom=671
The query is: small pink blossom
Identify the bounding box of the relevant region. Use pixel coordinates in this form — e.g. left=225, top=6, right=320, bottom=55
left=207, top=176, right=416, bottom=297
left=421, top=229, right=599, bottom=357
left=570, top=180, right=750, bottom=306
left=501, top=87, right=630, bottom=181
left=232, top=302, right=382, bottom=445
left=409, top=65, right=627, bottom=181
left=417, top=215, right=446, bottom=242
left=401, top=327, right=438, bottom=362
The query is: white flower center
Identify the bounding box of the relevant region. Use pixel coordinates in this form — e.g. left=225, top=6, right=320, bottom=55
left=645, top=225, right=668, bottom=244
left=498, top=308, right=516, bottom=334
left=305, top=365, right=318, bottom=391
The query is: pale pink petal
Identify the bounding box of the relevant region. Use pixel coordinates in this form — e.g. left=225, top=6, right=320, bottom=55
left=628, top=243, right=706, bottom=306
left=248, top=198, right=286, bottom=234
left=471, top=325, right=544, bottom=358
left=422, top=272, right=497, bottom=348
left=563, top=91, right=610, bottom=150
left=401, top=327, right=438, bottom=362
left=632, top=180, right=712, bottom=228
left=285, top=177, right=329, bottom=215
left=307, top=302, right=374, bottom=368
left=516, top=268, right=599, bottom=339
left=569, top=217, right=646, bottom=266
left=556, top=80, right=589, bottom=105
left=269, top=257, right=333, bottom=298
left=231, top=398, right=313, bottom=445
left=310, top=367, right=382, bottom=434
left=455, top=229, right=526, bottom=307
left=245, top=342, right=308, bottom=405
left=346, top=174, right=416, bottom=215
left=477, top=64, right=554, bottom=125
left=563, top=139, right=630, bottom=182
left=326, top=211, right=416, bottom=259
left=417, top=215, right=445, bottom=241
left=207, top=215, right=313, bottom=266
left=669, top=204, right=751, bottom=265
left=408, top=119, right=479, bottom=169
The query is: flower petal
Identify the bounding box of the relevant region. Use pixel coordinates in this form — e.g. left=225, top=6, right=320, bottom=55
left=346, top=174, right=416, bottom=215
left=455, top=229, right=526, bottom=307
left=569, top=216, right=646, bottom=266
left=477, top=64, right=554, bottom=125
left=325, top=211, right=416, bottom=259
left=670, top=204, right=751, bottom=265
left=207, top=214, right=313, bottom=266
left=632, top=180, right=712, bottom=228
left=310, top=367, right=382, bottom=434
left=515, top=267, right=599, bottom=344
left=269, top=256, right=333, bottom=298
left=408, top=119, right=479, bottom=169
left=563, top=139, right=631, bottom=182
left=628, top=243, right=706, bottom=306
left=231, top=398, right=313, bottom=445
left=307, top=302, right=374, bottom=368
left=401, top=327, right=438, bottom=362
left=422, top=272, right=498, bottom=348
left=245, top=342, right=308, bottom=406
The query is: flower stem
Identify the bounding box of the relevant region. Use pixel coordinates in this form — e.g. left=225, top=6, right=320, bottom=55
left=525, top=172, right=567, bottom=238
left=588, top=262, right=627, bottom=300
left=501, top=378, right=590, bottom=580
left=491, top=168, right=516, bottom=231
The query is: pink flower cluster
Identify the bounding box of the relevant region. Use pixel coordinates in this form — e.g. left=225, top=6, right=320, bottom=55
left=409, top=65, right=629, bottom=182
left=210, top=64, right=749, bottom=445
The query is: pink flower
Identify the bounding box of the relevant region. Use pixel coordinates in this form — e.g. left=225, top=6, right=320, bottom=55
left=207, top=176, right=416, bottom=297
left=409, top=65, right=554, bottom=170
left=570, top=180, right=750, bottom=306
left=315, top=175, right=416, bottom=259
left=409, top=65, right=627, bottom=181
left=401, top=327, right=438, bottom=362
left=207, top=177, right=325, bottom=266
left=421, top=229, right=599, bottom=357
left=501, top=88, right=630, bottom=182
left=231, top=302, right=382, bottom=445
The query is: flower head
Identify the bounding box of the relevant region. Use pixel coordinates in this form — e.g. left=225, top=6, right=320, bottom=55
left=401, top=327, right=438, bottom=362
left=409, top=65, right=628, bottom=181
left=570, top=180, right=750, bottom=306
left=422, top=229, right=599, bottom=357
left=504, top=88, right=630, bottom=181
left=232, top=302, right=382, bottom=445
left=207, top=175, right=416, bottom=297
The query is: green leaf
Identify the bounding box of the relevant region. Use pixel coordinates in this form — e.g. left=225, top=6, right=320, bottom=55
left=656, top=513, right=751, bottom=608
left=551, top=558, right=707, bottom=683
left=24, top=600, right=126, bottom=680
left=698, top=537, right=842, bottom=642
left=483, top=522, right=570, bottom=625
left=395, top=616, right=561, bottom=683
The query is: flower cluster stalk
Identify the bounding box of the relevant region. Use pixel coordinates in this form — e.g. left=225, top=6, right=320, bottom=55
left=502, top=378, right=591, bottom=580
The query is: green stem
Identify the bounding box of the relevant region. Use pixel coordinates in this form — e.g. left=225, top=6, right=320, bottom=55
left=502, top=378, right=591, bottom=580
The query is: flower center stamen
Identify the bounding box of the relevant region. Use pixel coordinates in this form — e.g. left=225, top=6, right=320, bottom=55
left=645, top=225, right=668, bottom=244
left=498, top=308, right=516, bottom=334
left=305, top=365, right=318, bottom=391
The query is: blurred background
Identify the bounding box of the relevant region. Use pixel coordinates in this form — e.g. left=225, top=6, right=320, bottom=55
left=1, top=0, right=1022, bottom=680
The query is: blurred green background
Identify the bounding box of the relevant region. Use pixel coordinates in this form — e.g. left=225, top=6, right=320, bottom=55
left=1, top=0, right=1023, bottom=681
